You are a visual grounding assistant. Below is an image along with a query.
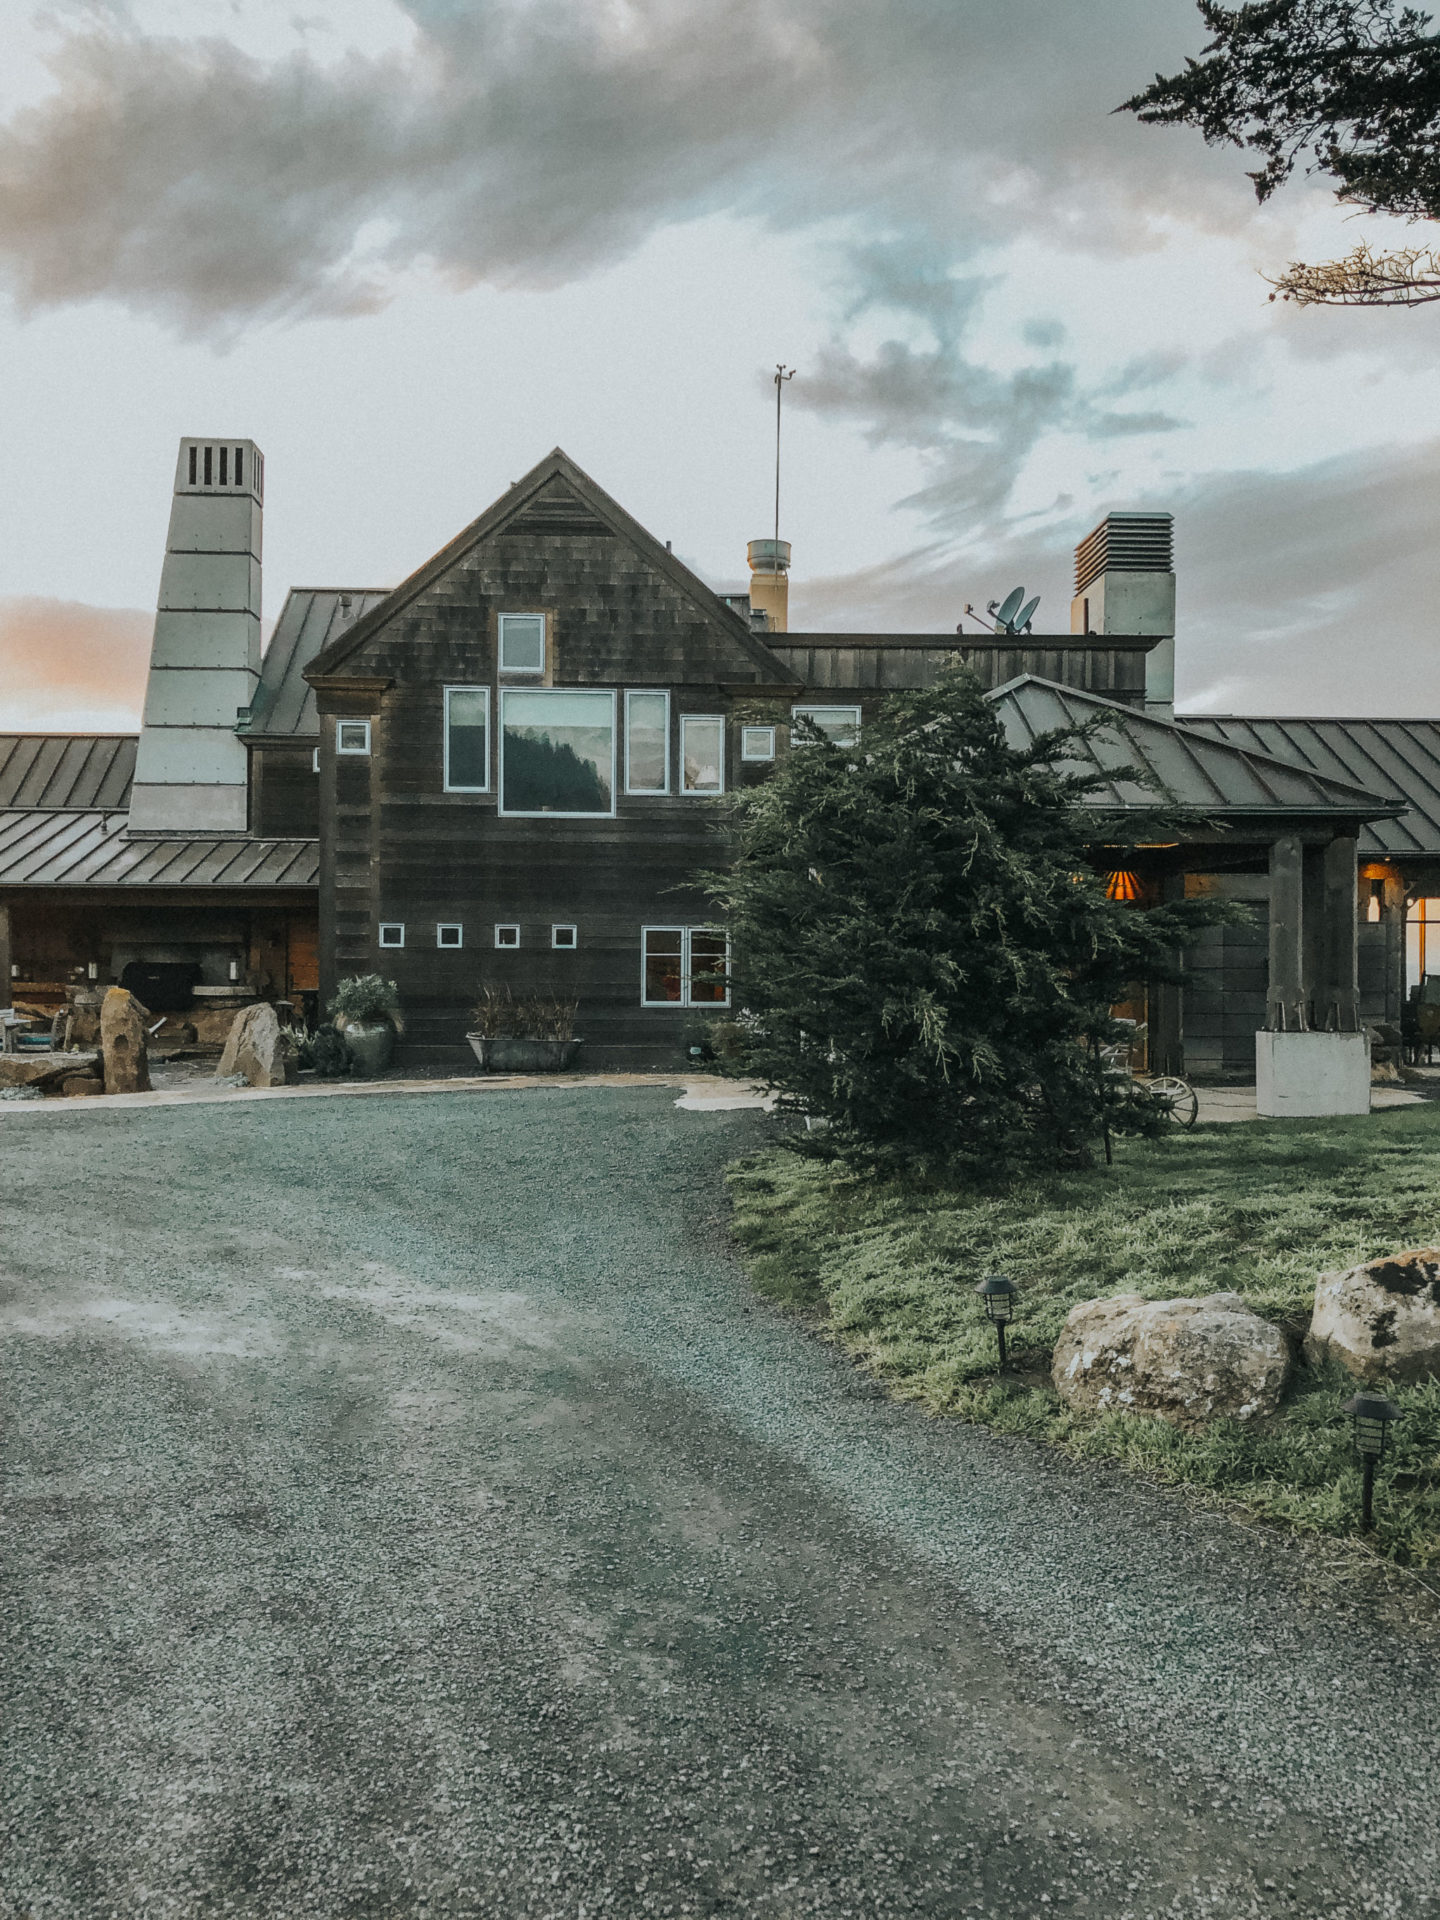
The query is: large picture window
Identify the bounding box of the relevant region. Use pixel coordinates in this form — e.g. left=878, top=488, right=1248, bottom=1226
left=500, top=688, right=616, bottom=816
left=443, top=686, right=489, bottom=791
left=680, top=715, right=725, bottom=793
left=642, top=927, right=730, bottom=1007
left=625, top=689, right=669, bottom=794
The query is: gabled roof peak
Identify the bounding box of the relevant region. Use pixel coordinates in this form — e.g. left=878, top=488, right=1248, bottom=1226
left=305, top=449, right=787, bottom=684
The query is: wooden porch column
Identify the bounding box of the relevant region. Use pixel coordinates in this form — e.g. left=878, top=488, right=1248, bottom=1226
left=1267, top=835, right=1306, bottom=1030
left=1320, top=833, right=1360, bottom=1031
left=0, top=902, right=10, bottom=1009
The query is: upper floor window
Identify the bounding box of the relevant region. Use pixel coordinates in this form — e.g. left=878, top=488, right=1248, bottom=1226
left=741, top=726, right=776, bottom=762
left=499, top=688, right=615, bottom=816
left=499, top=612, right=546, bottom=675
left=680, top=715, right=725, bottom=794
left=336, top=720, right=371, bottom=755
left=625, top=689, right=670, bottom=794
left=792, top=704, right=860, bottom=747
left=444, top=686, right=490, bottom=792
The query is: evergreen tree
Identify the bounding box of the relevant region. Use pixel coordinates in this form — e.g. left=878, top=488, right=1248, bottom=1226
left=706, top=670, right=1232, bottom=1174
left=1123, top=1, right=1440, bottom=306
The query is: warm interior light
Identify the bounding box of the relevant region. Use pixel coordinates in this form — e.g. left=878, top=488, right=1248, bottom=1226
left=1105, top=870, right=1141, bottom=902
left=1368, top=879, right=1384, bottom=923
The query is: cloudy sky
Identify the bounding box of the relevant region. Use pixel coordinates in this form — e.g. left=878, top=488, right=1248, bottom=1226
left=2, top=0, right=1439, bottom=730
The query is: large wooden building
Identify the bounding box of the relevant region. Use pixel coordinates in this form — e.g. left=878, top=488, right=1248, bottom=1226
left=3, top=439, right=1440, bottom=1076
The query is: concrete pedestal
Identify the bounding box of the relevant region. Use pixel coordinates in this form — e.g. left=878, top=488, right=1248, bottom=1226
left=1256, top=1030, right=1370, bottom=1118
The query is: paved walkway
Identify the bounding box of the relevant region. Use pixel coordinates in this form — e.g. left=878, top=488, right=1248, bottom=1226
left=2, top=1090, right=1436, bottom=1919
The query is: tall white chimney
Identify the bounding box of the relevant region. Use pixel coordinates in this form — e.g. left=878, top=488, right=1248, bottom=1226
left=128, top=437, right=264, bottom=834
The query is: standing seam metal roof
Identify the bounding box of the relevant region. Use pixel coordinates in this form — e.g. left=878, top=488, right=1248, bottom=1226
left=0, top=810, right=318, bottom=887
left=246, top=588, right=392, bottom=738
left=0, top=735, right=137, bottom=808
left=988, top=678, right=1405, bottom=818
left=1177, top=717, right=1440, bottom=857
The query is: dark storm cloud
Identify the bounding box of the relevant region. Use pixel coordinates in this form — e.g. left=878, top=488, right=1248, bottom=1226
left=0, top=0, right=1232, bottom=333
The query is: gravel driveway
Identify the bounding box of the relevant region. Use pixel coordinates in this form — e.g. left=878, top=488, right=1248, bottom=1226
left=2, top=1087, right=1436, bottom=1920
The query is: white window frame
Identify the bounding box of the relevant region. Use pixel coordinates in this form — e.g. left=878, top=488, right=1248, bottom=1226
left=494, top=924, right=521, bottom=949
left=551, top=924, right=578, bottom=950
left=311, top=747, right=320, bottom=773
left=624, top=688, right=670, bottom=795
left=436, top=923, right=464, bottom=949
left=680, top=715, right=726, bottom=795
left=791, top=704, right=861, bottom=747
left=378, top=922, right=405, bottom=949
left=336, top=719, right=371, bottom=755
left=640, top=925, right=731, bottom=1008
left=741, top=725, right=776, bottom=762
left=498, top=611, right=547, bottom=676
left=498, top=687, right=617, bottom=819
left=443, top=685, right=490, bottom=793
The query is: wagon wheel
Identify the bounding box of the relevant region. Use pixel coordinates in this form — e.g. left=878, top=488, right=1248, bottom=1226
left=1145, top=1074, right=1199, bottom=1128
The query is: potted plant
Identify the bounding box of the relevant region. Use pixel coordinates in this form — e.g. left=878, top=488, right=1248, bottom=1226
left=466, top=986, right=580, bottom=1073
left=328, top=974, right=403, bottom=1076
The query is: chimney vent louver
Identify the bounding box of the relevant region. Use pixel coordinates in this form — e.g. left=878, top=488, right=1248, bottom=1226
left=1074, top=513, right=1172, bottom=597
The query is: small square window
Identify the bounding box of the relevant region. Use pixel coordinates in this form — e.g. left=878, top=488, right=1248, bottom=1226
left=499, top=612, right=546, bottom=675
left=552, top=924, right=577, bottom=950
left=494, top=924, right=521, bottom=948
left=437, top=923, right=463, bottom=949
left=337, top=720, right=371, bottom=755
left=378, top=922, right=404, bottom=949
left=741, top=726, right=776, bottom=762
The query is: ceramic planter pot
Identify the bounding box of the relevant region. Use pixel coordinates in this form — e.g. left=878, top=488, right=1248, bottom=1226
left=343, top=1021, right=395, bottom=1077
left=466, top=1035, right=579, bottom=1074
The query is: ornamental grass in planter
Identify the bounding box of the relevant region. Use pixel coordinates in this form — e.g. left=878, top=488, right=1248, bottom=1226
left=467, top=987, right=580, bottom=1073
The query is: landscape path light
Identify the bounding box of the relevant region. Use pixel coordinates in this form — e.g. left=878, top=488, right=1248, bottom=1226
left=1342, top=1391, right=1401, bottom=1530
left=975, top=1273, right=1018, bottom=1368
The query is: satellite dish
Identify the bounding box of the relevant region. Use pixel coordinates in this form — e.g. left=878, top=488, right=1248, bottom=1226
left=994, top=587, right=1025, bottom=629
left=973, top=587, right=1042, bottom=635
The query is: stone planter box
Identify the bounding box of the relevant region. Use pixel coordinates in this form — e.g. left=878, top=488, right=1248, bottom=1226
left=1256, top=1029, right=1370, bottom=1118
left=466, top=1035, right=580, bottom=1074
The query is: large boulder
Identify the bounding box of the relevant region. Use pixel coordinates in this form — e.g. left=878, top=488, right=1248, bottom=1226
left=100, top=988, right=151, bottom=1094
left=0, top=1049, right=101, bottom=1092
left=1305, top=1248, right=1440, bottom=1385
left=216, top=1003, right=295, bottom=1088
left=1052, top=1292, right=1289, bottom=1428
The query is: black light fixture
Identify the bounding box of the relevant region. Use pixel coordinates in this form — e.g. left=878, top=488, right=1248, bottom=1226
left=975, top=1273, right=1019, bottom=1367
left=1342, top=1391, right=1401, bottom=1530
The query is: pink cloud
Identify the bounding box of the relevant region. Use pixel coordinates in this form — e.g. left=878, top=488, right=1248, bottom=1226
left=0, top=596, right=150, bottom=733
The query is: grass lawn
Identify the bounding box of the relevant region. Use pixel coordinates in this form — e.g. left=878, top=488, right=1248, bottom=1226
left=727, top=1107, right=1440, bottom=1567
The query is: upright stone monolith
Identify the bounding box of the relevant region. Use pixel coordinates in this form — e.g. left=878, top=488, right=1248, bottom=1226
left=101, top=988, right=151, bottom=1094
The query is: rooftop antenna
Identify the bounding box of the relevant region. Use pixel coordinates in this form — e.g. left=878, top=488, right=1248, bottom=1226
left=774, top=364, right=795, bottom=545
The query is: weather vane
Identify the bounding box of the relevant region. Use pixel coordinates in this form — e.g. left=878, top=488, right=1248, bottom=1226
left=774, top=364, right=795, bottom=546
